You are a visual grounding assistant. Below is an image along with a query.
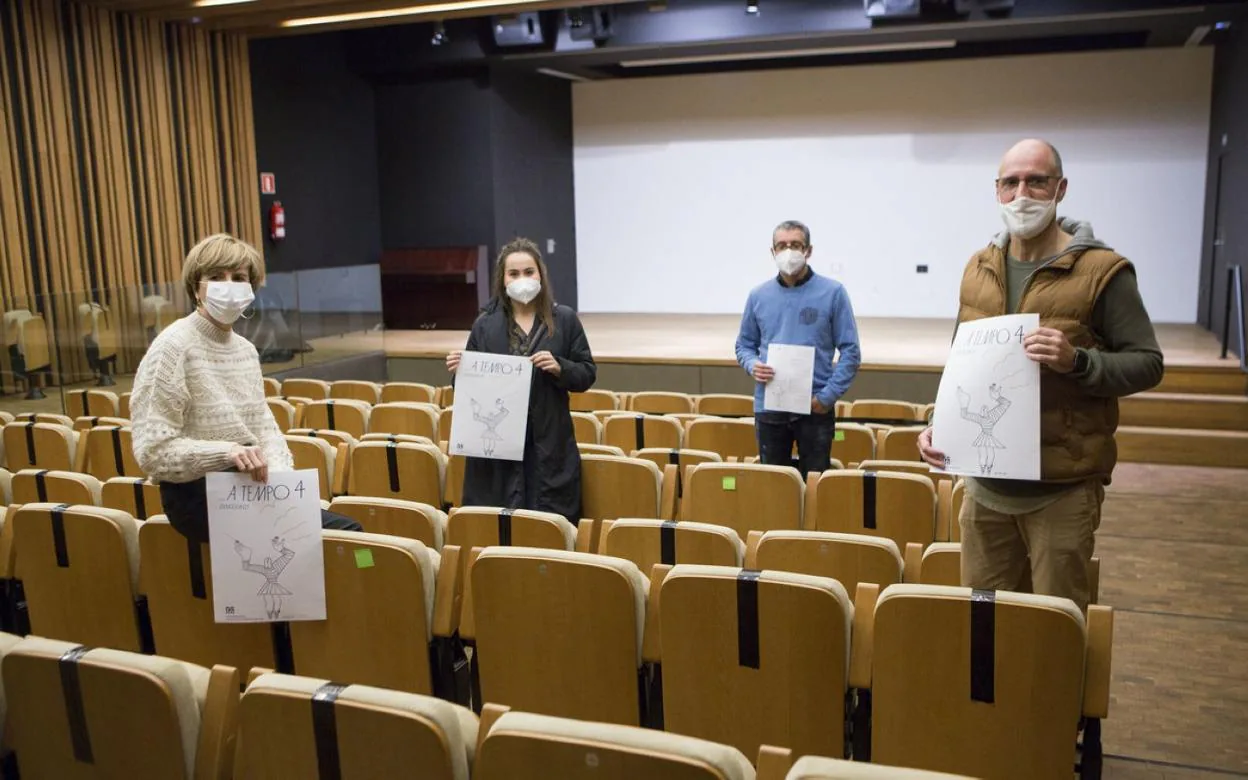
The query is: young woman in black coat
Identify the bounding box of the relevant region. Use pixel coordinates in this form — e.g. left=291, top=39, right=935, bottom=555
left=446, top=238, right=597, bottom=523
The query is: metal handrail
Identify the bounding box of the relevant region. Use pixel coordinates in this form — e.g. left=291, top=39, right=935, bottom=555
left=1220, top=264, right=1247, bottom=372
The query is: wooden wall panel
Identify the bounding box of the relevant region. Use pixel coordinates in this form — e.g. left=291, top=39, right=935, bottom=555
left=0, top=0, right=260, bottom=394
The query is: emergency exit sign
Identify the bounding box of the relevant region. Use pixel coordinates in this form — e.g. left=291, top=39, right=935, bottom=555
left=260, top=172, right=276, bottom=195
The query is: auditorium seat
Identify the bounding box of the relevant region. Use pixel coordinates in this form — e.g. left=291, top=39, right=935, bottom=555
left=119, top=391, right=131, bottom=418
left=263, top=376, right=280, bottom=397
left=598, top=519, right=744, bottom=571
left=949, top=481, right=965, bottom=542
left=139, top=515, right=279, bottom=675
left=301, top=399, right=371, bottom=439
left=694, top=393, right=754, bottom=418
left=863, top=584, right=1112, bottom=779
left=810, top=470, right=936, bottom=551
left=0, top=466, right=10, bottom=504
left=369, top=401, right=441, bottom=439
left=685, top=417, right=758, bottom=461
left=0, top=410, right=12, bottom=425
left=3, top=422, right=77, bottom=471
left=858, top=459, right=944, bottom=484
left=101, top=476, right=163, bottom=520
left=633, top=448, right=722, bottom=516
left=11, top=503, right=147, bottom=652
left=71, top=414, right=130, bottom=432
left=448, top=506, right=578, bottom=551
left=381, top=381, right=439, bottom=404
left=571, top=411, right=602, bottom=444
left=65, top=388, right=120, bottom=418
left=284, top=434, right=342, bottom=501
left=580, top=454, right=675, bottom=522
left=683, top=463, right=804, bottom=537
left=628, top=391, right=696, bottom=415
left=440, top=407, right=454, bottom=440
left=569, top=389, right=618, bottom=412
left=848, top=400, right=922, bottom=423
left=443, top=449, right=465, bottom=510
left=266, top=398, right=297, bottom=432
left=79, top=425, right=144, bottom=480
left=348, top=440, right=447, bottom=508
left=875, top=426, right=927, bottom=461
left=439, top=385, right=455, bottom=407
left=830, top=423, right=875, bottom=467
left=781, top=755, right=971, bottom=779
left=918, top=543, right=962, bottom=587
left=659, top=565, right=854, bottom=761
left=288, top=427, right=360, bottom=450
left=603, top=413, right=684, bottom=452
left=579, top=443, right=627, bottom=457
left=0, top=630, right=19, bottom=768
left=330, top=495, right=447, bottom=549
left=288, top=531, right=462, bottom=697
left=463, top=547, right=652, bottom=726
left=746, top=530, right=908, bottom=593
left=331, top=379, right=382, bottom=404
left=281, top=377, right=330, bottom=400
left=2, top=636, right=238, bottom=780
left=14, top=412, right=73, bottom=427
left=235, top=672, right=478, bottom=780
left=362, top=431, right=436, bottom=447
left=474, top=706, right=756, bottom=780
left=11, top=469, right=102, bottom=505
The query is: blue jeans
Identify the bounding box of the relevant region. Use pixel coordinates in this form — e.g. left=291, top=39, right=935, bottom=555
left=755, top=411, right=837, bottom=479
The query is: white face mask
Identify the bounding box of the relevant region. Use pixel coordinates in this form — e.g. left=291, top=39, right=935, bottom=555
left=1000, top=195, right=1058, bottom=240
left=774, top=249, right=806, bottom=276
left=506, top=277, right=541, bottom=305
left=200, top=281, right=254, bottom=325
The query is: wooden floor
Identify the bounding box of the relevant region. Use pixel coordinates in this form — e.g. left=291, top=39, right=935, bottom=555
left=382, top=315, right=1240, bottom=370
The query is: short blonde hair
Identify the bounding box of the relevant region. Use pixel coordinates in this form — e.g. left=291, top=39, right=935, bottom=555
left=182, top=233, right=265, bottom=303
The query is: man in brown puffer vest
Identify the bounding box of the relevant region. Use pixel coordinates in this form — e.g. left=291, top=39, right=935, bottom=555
left=919, top=139, right=1164, bottom=611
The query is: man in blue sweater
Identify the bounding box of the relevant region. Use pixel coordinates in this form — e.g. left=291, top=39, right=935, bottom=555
left=735, top=220, right=862, bottom=477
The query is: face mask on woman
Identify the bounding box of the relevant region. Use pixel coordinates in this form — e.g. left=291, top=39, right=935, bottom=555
left=201, top=281, right=255, bottom=324
left=506, top=277, right=541, bottom=305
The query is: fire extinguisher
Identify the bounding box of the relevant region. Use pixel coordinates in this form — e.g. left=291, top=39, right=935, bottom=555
left=269, top=201, right=286, bottom=242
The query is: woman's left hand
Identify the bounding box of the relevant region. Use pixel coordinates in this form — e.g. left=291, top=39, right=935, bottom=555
left=532, top=351, right=562, bottom=377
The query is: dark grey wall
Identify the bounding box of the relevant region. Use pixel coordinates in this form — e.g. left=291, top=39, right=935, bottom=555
left=250, top=34, right=381, bottom=272
left=1200, top=28, right=1248, bottom=356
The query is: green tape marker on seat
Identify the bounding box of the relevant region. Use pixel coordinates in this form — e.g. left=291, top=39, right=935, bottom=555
left=835, top=431, right=845, bottom=441
left=722, top=476, right=736, bottom=491
left=354, top=549, right=375, bottom=569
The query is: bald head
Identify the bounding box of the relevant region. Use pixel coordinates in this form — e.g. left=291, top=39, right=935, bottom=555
left=1000, top=139, right=1063, bottom=178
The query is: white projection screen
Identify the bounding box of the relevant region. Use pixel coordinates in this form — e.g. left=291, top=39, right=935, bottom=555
left=573, top=48, right=1213, bottom=322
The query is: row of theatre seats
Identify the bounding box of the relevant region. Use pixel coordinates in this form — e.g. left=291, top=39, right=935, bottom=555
left=0, top=501, right=1111, bottom=779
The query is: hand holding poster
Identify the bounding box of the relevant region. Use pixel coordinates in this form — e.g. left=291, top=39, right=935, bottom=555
left=207, top=469, right=325, bottom=623
left=932, top=313, right=1041, bottom=480
left=449, top=350, right=533, bottom=461
left=763, top=343, right=817, bottom=415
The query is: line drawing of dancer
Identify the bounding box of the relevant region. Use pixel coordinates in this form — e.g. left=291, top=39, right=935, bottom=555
left=471, top=397, right=509, bottom=456
left=958, top=383, right=1012, bottom=475
left=235, top=536, right=295, bottom=618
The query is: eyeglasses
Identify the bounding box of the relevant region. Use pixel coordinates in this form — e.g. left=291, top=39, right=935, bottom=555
left=995, top=175, right=1062, bottom=196
left=772, top=241, right=808, bottom=253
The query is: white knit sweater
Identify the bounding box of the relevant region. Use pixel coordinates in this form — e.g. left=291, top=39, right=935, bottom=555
left=130, top=312, right=293, bottom=483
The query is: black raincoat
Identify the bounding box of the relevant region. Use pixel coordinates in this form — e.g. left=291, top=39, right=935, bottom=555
left=460, top=299, right=597, bottom=522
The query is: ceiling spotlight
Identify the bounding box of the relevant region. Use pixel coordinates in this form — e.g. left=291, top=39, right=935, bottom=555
left=431, top=21, right=448, bottom=45
left=746, top=0, right=759, bottom=13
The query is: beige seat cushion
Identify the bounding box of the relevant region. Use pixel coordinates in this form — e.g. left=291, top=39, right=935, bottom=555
left=455, top=506, right=576, bottom=550
left=15, top=503, right=141, bottom=592
left=607, top=519, right=746, bottom=565
left=788, top=755, right=973, bottom=778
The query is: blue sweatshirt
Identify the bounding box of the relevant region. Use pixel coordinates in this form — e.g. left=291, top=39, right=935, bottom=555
left=735, top=269, right=862, bottom=413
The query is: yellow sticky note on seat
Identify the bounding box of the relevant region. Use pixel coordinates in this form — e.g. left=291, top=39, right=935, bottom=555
left=835, top=431, right=845, bottom=441
left=354, top=549, right=375, bottom=569
left=722, top=476, right=736, bottom=491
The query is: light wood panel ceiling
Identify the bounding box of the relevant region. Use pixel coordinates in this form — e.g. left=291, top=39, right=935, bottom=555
left=81, top=0, right=610, bottom=35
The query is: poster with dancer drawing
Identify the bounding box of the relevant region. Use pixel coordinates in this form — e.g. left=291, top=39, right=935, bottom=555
left=206, top=469, right=326, bottom=623
left=932, top=313, right=1041, bottom=480
left=449, top=350, right=533, bottom=461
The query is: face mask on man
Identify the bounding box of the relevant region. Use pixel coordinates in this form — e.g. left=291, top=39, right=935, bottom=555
left=774, top=248, right=806, bottom=276
left=200, top=281, right=254, bottom=325
left=999, top=194, right=1058, bottom=240
left=506, top=277, right=541, bottom=305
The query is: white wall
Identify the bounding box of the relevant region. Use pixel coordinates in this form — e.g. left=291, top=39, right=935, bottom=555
left=573, top=48, right=1213, bottom=322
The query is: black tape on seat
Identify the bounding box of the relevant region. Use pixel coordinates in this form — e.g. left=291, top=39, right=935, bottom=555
left=59, top=645, right=94, bottom=764
left=80, top=393, right=90, bottom=417
left=132, top=479, right=147, bottom=519
left=306, top=429, right=317, bottom=437
left=385, top=443, right=400, bottom=493
left=498, top=508, right=513, bottom=546
left=326, top=402, right=336, bottom=431
left=51, top=504, right=71, bottom=568
left=187, top=537, right=207, bottom=600
left=34, top=469, right=48, bottom=502
left=862, top=472, right=877, bottom=530
left=634, top=415, right=646, bottom=450
left=660, top=521, right=677, bottom=566
left=311, top=682, right=347, bottom=780
left=24, top=422, right=36, bottom=466
left=970, top=589, right=996, bottom=704
left=110, top=428, right=125, bottom=476
left=737, top=569, right=761, bottom=669
left=668, top=449, right=682, bottom=498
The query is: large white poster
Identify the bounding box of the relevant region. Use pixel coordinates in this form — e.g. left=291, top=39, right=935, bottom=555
left=932, top=314, right=1040, bottom=480
left=207, top=470, right=326, bottom=623
left=763, top=343, right=816, bottom=415
left=449, top=350, right=533, bottom=461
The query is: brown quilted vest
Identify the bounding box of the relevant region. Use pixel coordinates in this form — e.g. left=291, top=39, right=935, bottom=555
left=958, top=242, right=1129, bottom=482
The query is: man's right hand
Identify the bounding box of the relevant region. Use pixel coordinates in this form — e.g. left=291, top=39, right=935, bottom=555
left=752, top=362, right=775, bottom=383
left=446, top=350, right=462, bottom=374
left=917, top=426, right=946, bottom=470
left=230, top=445, right=268, bottom=483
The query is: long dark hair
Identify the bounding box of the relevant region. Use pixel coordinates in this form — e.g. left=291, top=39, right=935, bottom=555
left=493, top=237, right=556, bottom=336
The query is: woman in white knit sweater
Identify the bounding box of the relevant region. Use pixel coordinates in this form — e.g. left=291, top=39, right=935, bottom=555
left=130, top=233, right=360, bottom=542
